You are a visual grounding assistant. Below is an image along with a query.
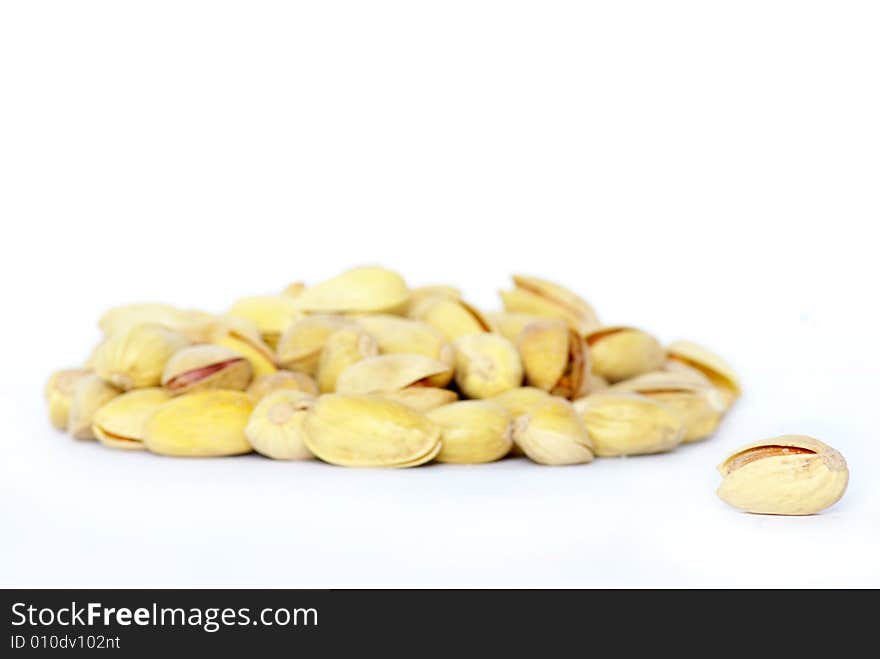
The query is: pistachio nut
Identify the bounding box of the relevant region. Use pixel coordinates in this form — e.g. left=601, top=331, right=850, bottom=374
left=92, top=387, right=171, bottom=450
left=45, top=368, right=92, bottom=430
left=660, top=359, right=712, bottom=386
left=92, top=323, right=190, bottom=390
left=513, top=398, right=594, bottom=465
left=276, top=314, right=356, bottom=376
left=144, top=390, right=254, bottom=457
left=573, top=392, right=683, bottom=457
left=500, top=274, right=599, bottom=335
left=408, top=295, right=491, bottom=341
left=383, top=387, right=459, bottom=412
left=666, top=340, right=740, bottom=409
left=406, top=284, right=462, bottom=312
left=335, top=354, right=452, bottom=396
left=585, top=326, right=665, bottom=383
left=245, top=390, right=316, bottom=460
left=208, top=316, right=278, bottom=376
left=247, top=370, right=319, bottom=399
left=67, top=374, right=120, bottom=440
left=484, top=311, right=544, bottom=344
left=227, top=295, right=302, bottom=349
left=161, top=345, right=253, bottom=395
left=303, top=394, right=441, bottom=467
left=453, top=333, right=523, bottom=399
left=355, top=315, right=454, bottom=386
left=517, top=319, right=590, bottom=399
left=489, top=386, right=552, bottom=417
left=98, top=303, right=215, bottom=341
left=717, top=436, right=848, bottom=515
left=316, top=328, right=379, bottom=393
left=427, top=401, right=513, bottom=464
left=292, top=266, right=410, bottom=314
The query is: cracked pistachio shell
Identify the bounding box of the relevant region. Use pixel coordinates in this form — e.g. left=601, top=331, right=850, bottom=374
left=585, top=326, right=665, bottom=383
left=489, top=386, right=552, bottom=417
left=92, top=323, right=190, bottom=390
left=67, top=374, right=120, bottom=440
left=245, top=390, right=316, bottom=460
left=573, top=392, right=683, bottom=456
left=354, top=315, right=454, bottom=387
left=500, top=274, right=599, bottom=335
left=427, top=401, right=513, bottom=464
left=316, top=328, right=379, bottom=393
left=45, top=368, right=92, bottom=430
left=208, top=316, right=277, bottom=376
left=92, top=388, right=171, bottom=450
left=161, top=345, right=253, bottom=395
left=303, top=394, right=441, bottom=467
left=276, top=314, right=356, bottom=375
left=335, top=354, right=452, bottom=396
left=383, top=387, right=459, bottom=412
left=717, top=436, right=848, bottom=515
left=227, top=295, right=303, bottom=349
left=408, top=296, right=491, bottom=341
left=453, top=333, right=523, bottom=399
left=292, top=266, right=410, bottom=314
left=611, top=372, right=726, bottom=443
left=667, top=340, right=740, bottom=409
left=98, top=303, right=215, bottom=341
left=513, top=398, right=594, bottom=465
left=518, top=320, right=590, bottom=399
left=484, top=312, right=544, bottom=344
left=281, top=281, right=307, bottom=298
left=247, top=370, right=319, bottom=400
left=144, top=390, right=254, bottom=457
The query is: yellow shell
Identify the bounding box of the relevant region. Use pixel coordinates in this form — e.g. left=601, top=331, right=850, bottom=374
left=513, top=398, right=594, bottom=465
left=45, top=368, right=92, bottom=430
left=484, top=311, right=544, bottom=344
left=247, top=370, right=319, bottom=399
left=92, top=388, right=171, bottom=450
left=209, top=316, right=277, bottom=376
left=92, top=323, right=190, bottom=390
left=316, top=328, right=379, bottom=393
left=585, top=326, right=665, bottom=383
left=452, top=333, right=523, bottom=399
left=281, top=281, right=307, bottom=298
left=335, top=354, right=452, bottom=396
left=245, top=390, right=316, bottom=460
left=293, top=266, right=410, bottom=314
left=408, top=296, right=491, bottom=341
left=99, top=303, right=215, bottom=341
left=406, top=285, right=462, bottom=313
left=227, top=295, right=303, bottom=349
left=666, top=340, right=740, bottom=408
left=144, top=390, right=254, bottom=457
left=489, top=386, right=552, bottom=417
left=517, top=320, right=590, bottom=399
left=355, top=315, right=454, bottom=387
left=67, top=374, right=120, bottom=440
left=427, top=401, right=512, bottom=464
left=161, top=345, right=253, bottom=394
left=500, top=274, right=599, bottom=335
left=276, top=314, right=356, bottom=375
left=382, top=387, right=459, bottom=412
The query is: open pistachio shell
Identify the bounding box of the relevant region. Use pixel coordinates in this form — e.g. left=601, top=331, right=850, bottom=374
left=45, top=368, right=92, bottom=430
left=428, top=401, right=513, bottom=464
left=92, top=323, right=190, bottom=390
left=144, top=390, right=254, bottom=457
left=276, top=314, right=356, bottom=375
left=303, top=394, right=441, bottom=467
left=208, top=316, right=277, bottom=377
left=227, top=295, right=303, bottom=349
left=92, top=387, right=171, bottom=450
left=500, top=274, right=599, bottom=335
left=517, top=320, right=590, bottom=399
left=355, top=315, right=454, bottom=387
left=383, top=387, right=459, bottom=412
left=335, top=354, right=452, bottom=396
left=292, top=266, right=410, bottom=314
left=513, top=398, right=594, bottom=465
left=316, top=328, right=379, bottom=393
left=667, top=340, right=740, bottom=408
left=717, top=436, right=848, bottom=515
left=67, top=374, right=120, bottom=440
left=408, top=296, right=491, bottom=341
left=245, top=390, right=316, bottom=460
left=484, top=312, right=544, bottom=344
left=247, top=370, right=319, bottom=400
left=161, top=345, right=253, bottom=395
left=453, top=333, right=523, bottom=399
left=585, top=326, right=665, bottom=383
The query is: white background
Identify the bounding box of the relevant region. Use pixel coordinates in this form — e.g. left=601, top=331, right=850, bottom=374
left=1, top=1, right=878, bottom=587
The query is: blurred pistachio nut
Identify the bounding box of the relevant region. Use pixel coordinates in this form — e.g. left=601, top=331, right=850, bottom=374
left=145, top=390, right=254, bottom=457
left=276, top=314, right=356, bottom=375
left=517, top=320, right=590, bottom=399
left=585, top=326, right=665, bottom=383
left=335, top=354, right=452, bottom=396
left=484, top=311, right=544, bottom=344
left=99, top=303, right=214, bottom=341
left=92, top=388, right=170, bottom=450
left=667, top=340, right=740, bottom=408
left=453, top=333, right=523, bottom=399
left=427, top=401, right=513, bottom=464
left=406, top=284, right=462, bottom=312
left=489, top=386, right=552, bottom=417
left=316, top=328, right=379, bottom=393
left=92, top=323, right=190, bottom=390
left=67, top=374, right=120, bottom=440
left=513, top=398, right=594, bottom=465
left=247, top=370, right=319, bottom=399
left=293, top=266, right=410, bottom=314
left=303, top=394, right=441, bottom=467
left=227, top=295, right=302, bottom=349
left=245, top=390, right=316, bottom=460
left=500, top=274, right=599, bottom=335
left=208, top=316, right=277, bottom=376
left=383, top=387, right=458, bottom=412
left=717, top=436, right=848, bottom=515
left=573, top=392, right=683, bottom=457
left=162, top=345, right=253, bottom=395
left=408, top=296, right=491, bottom=341
left=45, top=368, right=92, bottom=430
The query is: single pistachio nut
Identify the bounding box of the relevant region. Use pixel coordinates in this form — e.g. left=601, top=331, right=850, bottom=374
left=292, top=266, right=410, bottom=314
left=316, top=328, right=379, bottom=393
left=161, top=345, right=253, bottom=395
left=585, top=326, right=665, bottom=383
left=92, top=323, right=190, bottom=390
left=453, top=333, right=523, bottom=399
left=661, top=359, right=713, bottom=386
left=98, top=303, right=215, bottom=341
left=144, top=390, right=254, bottom=457
left=281, top=281, right=307, bottom=298
left=518, top=319, right=590, bottom=399
left=208, top=316, right=278, bottom=376
left=245, top=390, right=316, bottom=460
left=92, top=387, right=171, bottom=450
left=406, top=285, right=462, bottom=313
left=303, top=394, right=441, bottom=467
left=500, top=274, right=599, bottom=335
left=408, top=295, right=491, bottom=341
left=573, top=392, right=683, bottom=457
left=335, top=354, right=452, bottom=396
left=513, top=398, right=594, bottom=465
left=45, top=368, right=92, bottom=430
left=67, top=374, right=120, bottom=440
left=383, top=387, right=459, bottom=412
left=247, top=370, right=319, bottom=399
left=484, top=311, right=544, bottom=344
left=276, top=314, right=356, bottom=375
left=717, top=436, right=848, bottom=515
left=427, top=401, right=513, bottom=464
left=667, top=340, right=741, bottom=409
left=227, top=295, right=303, bottom=349
left=489, top=386, right=553, bottom=417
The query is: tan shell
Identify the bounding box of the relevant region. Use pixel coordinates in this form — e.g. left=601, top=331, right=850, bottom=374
left=67, top=374, right=120, bottom=440
left=92, top=388, right=171, bottom=450
left=408, top=296, right=491, bottom=341
left=245, top=390, right=316, bottom=460
left=453, top=333, right=523, bottom=399
left=489, top=386, right=552, bottom=417
left=500, top=274, right=599, bottom=335
left=276, top=314, right=356, bottom=375
left=667, top=340, right=740, bottom=408
left=573, top=392, right=683, bottom=457
left=717, top=436, right=848, bottom=515
left=209, top=316, right=278, bottom=376
left=517, top=320, right=590, bottom=399
left=355, top=315, right=454, bottom=387
left=406, top=285, right=462, bottom=313
left=335, top=354, right=452, bottom=396
left=383, top=387, right=459, bottom=412
left=247, top=370, right=319, bottom=399
left=484, top=312, right=544, bottom=344
left=427, top=401, right=513, bottom=464
left=227, top=295, right=303, bottom=349
left=45, top=368, right=92, bottom=430
left=161, top=345, right=253, bottom=394
left=92, top=323, right=190, bottom=390
left=513, top=398, right=594, bottom=465
left=585, top=326, right=665, bottom=383
left=303, top=394, right=441, bottom=467
left=99, top=303, right=215, bottom=341
left=144, top=390, right=254, bottom=457
left=292, top=266, right=410, bottom=314
left=316, top=328, right=379, bottom=393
